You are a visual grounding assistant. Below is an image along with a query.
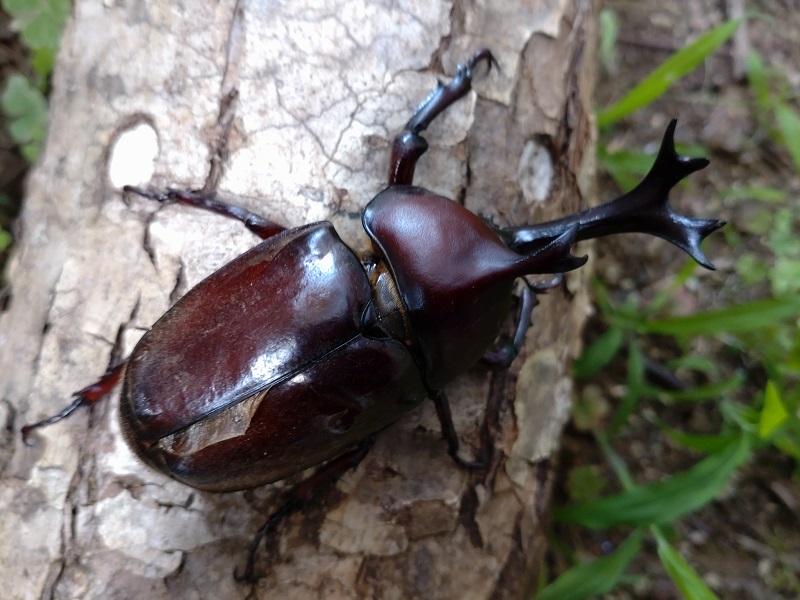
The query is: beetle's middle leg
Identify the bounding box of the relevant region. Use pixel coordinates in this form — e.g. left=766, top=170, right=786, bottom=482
left=123, top=186, right=286, bottom=240
left=431, top=391, right=485, bottom=470
left=388, top=49, right=497, bottom=186
left=235, top=437, right=374, bottom=582
left=481, top=275, right=563, bottom=368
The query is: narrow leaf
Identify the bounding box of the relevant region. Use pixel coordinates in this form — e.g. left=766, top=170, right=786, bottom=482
left=745, top=50, right=771, bottom=112
left=720, top=185, right=786, bottom=203
left=598, top=20, right=741, bottom=127
left=654, top=528, right=719, bottom=600
left=775, top=103, right=800, bottom=172
left=610, top=343, right=645, bottom=433
left=553, top=435, right=750, bottom=528
left=599, top=9, right=619, bottom=74
left=654, top=372, right=745, bottom=402
left=664, top=430, right=741, bottom=454
left=536, top=530, right=643, bottom=600
left=641, top=297, right=800, bottom=337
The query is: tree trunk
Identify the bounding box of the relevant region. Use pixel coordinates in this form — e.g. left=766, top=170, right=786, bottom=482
left=0, top=1, right=596, bottom=598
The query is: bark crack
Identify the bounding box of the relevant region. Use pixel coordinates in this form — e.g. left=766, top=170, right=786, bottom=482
left=203, top=0, right=246, bottom=193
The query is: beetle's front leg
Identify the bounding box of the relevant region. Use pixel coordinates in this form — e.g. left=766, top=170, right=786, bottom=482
left=235, top=438, right=374, bottom=582
left=388, top=49, right=497, bottom=186
left=21, top=361, right=127, bottom=444
left=123, top=186, right=286, bottom=240
left=431, top=391, right=485, bottom=471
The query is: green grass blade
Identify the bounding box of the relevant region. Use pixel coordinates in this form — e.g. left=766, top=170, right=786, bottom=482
left=599, top=9, right=619, bottom=73
left=640, top=297, right=800, bottom=337
left=610, top=343, right=646, bottom=433
left=535, top=530, right=643, bottom=600
left=720, top=185, right=786, bottom=203
left=553, top=435, right=750, bottom=528
left=598, top=19, right=741, bottom=127
left=775, top=103, right=800, bottom=172
left=651, top=372, right=745, bottom=402
left=664, top=430, right=741, bottom=453
left=745, top=50, right=772, bottom=113
left=653, top=527, right=719, bottom=600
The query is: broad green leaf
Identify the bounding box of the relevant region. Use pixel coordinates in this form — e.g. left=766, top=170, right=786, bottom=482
left=654, top=527, right=719, bottom=600
left=31, top=47, right=56, bottom=79
left=535, top=530, right=643, bottom=600
left=553, top=435, right=750, bottom=528
left=598, top=19, right=741, bottom=127
left=2, top=75, right=48, bottom=161
left=574, top=327, right=624, bottom=379
left=0, top=229, right=11, bottom=253
left=775, top=103, right=800, bottom=172
left=759, top=381, right=788, bottom=439
left=641, top=297, right=800, bottom=337
left=3, top=0, right=71, bottom=51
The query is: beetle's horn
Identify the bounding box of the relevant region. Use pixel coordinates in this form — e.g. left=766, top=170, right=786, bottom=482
left=496, top=120, right=725, bottom=270
left=515, top=224, right=588, bottom=274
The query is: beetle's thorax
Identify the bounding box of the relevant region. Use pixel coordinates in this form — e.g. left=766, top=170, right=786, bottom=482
left=363, top=186, right=546, bottom=388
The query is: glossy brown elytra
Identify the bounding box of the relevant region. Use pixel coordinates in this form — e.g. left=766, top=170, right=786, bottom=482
left=22, top=49, right=723, bottom=580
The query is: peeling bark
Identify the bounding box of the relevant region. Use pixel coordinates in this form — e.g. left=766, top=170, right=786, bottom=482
left=0, top=1, right=596, bottom=598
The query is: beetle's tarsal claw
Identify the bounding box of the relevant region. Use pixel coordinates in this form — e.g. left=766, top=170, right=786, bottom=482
left=465, top=48, right=497, bottom=78
left=20, top=396, right=86, bottom=445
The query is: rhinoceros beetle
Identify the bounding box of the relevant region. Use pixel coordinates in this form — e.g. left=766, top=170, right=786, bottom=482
left=22, top=49, right=723, bottom=580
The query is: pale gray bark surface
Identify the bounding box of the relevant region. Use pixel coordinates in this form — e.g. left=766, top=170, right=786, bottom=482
left=0, top=1, right=595, bottom=598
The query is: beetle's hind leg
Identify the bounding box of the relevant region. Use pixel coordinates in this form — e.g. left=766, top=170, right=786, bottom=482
left=123, top=186, right=286, bottom=240
left=21, top=361, right=127, bottom=444
left=388, top=49, right=497, bottom=186
left=235, top=438, right=374, bottom=582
